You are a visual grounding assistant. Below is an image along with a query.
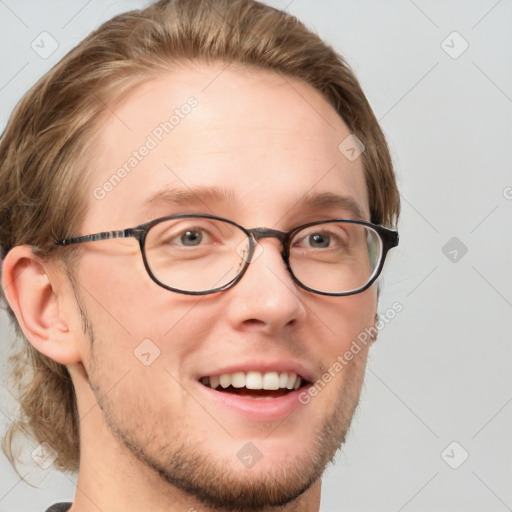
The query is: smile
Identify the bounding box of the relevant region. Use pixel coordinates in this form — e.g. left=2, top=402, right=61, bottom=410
left=202, top=369, right=302, bottom=390
left=199, top=370, right=311, bottom=404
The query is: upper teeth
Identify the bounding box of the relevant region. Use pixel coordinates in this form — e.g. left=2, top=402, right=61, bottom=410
left=201, top=371, right=302, bottom=391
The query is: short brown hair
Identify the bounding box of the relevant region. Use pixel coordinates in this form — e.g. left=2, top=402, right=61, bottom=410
left=0, top=0, right=400, bottom=473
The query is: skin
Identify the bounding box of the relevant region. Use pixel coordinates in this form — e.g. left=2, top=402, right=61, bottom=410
left=3, top=62, right=378, bottom=512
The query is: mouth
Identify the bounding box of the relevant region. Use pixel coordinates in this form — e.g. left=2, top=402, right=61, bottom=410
left=199, top=371, right=311, bottom=400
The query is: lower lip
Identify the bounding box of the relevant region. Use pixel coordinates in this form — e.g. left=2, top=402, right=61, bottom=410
left=196, top=382, right=307, bottom=421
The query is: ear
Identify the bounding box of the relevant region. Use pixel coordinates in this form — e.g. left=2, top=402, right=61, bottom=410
left=2, top=245, right=82, bottom=365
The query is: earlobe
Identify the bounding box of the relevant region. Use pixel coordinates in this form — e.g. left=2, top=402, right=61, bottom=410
left=1, top=246, right=81, bottom=365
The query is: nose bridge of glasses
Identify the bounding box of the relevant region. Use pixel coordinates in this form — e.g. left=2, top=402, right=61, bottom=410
left=240, top=227, right=293, bottom=286
left=245, top=227, right=289, bottom=261
left=248, top=227, right=288, bottom=245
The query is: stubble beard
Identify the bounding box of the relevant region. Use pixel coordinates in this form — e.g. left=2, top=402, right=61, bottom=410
left=82, top=309, right=365, bottom=511
left=90, top=366, right=364, bottom=511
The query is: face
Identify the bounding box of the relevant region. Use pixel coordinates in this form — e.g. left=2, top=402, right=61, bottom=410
left=71, top=63, right=377, bottom=510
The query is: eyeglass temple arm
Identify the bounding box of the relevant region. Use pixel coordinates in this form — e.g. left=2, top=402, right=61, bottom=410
left=55, top=228, right=141, bottom=246
left=381, top=228, right=399, bottom=248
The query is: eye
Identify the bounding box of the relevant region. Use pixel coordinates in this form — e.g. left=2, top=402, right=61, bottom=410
left=178, top=229, right=204, bottom=246
left=306, top=232, right=331, bottom=248
left=294, top=229, right=345, bottom=249
left=158, top=225, right=215, bottom=248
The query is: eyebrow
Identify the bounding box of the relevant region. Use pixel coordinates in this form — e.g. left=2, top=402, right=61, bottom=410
left=140, top=186, right=366, bottom=221
left=296, top=192, right=367, bottom=221
left=140, top=185, right=238, bottom=216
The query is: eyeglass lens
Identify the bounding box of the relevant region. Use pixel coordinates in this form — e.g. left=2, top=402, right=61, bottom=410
left=143, top=217, right=382, bottom=294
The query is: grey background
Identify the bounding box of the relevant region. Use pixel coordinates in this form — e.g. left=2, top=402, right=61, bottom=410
left=1, top=0, right=511, bottom=511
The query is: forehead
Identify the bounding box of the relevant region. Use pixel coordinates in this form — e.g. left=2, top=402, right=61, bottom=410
left=85, top=62, right=369, bottom=231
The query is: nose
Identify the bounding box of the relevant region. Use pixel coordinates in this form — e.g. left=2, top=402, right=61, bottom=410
left=224, top=238, right=307, bottom=334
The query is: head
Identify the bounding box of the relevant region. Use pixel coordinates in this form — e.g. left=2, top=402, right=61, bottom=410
left=0, top=0, right=400, bottom=510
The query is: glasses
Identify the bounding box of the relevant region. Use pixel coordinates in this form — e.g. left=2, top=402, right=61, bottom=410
left=55, top=213, right=399, bottom=296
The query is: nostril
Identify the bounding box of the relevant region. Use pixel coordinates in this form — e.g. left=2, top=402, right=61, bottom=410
left=243, top=318, right=266, bottom=327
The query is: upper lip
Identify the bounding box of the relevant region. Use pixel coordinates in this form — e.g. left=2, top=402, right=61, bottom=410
left=197, top=360, right=314, bottom=383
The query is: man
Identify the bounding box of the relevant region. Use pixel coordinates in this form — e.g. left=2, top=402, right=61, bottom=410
left=0, top=0, right=400, bottom=510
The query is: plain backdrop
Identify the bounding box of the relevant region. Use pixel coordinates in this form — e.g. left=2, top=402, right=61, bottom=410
left=1, top=1, right=511, bottom=511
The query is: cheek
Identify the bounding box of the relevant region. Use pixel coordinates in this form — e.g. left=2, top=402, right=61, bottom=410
left=306, top=291, right=376, bottom=409
left=77, top=248, right=184, bottom=335
left=307, top=286, right=377, bottom=353
left=77, top=252, right=222, bottom=377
